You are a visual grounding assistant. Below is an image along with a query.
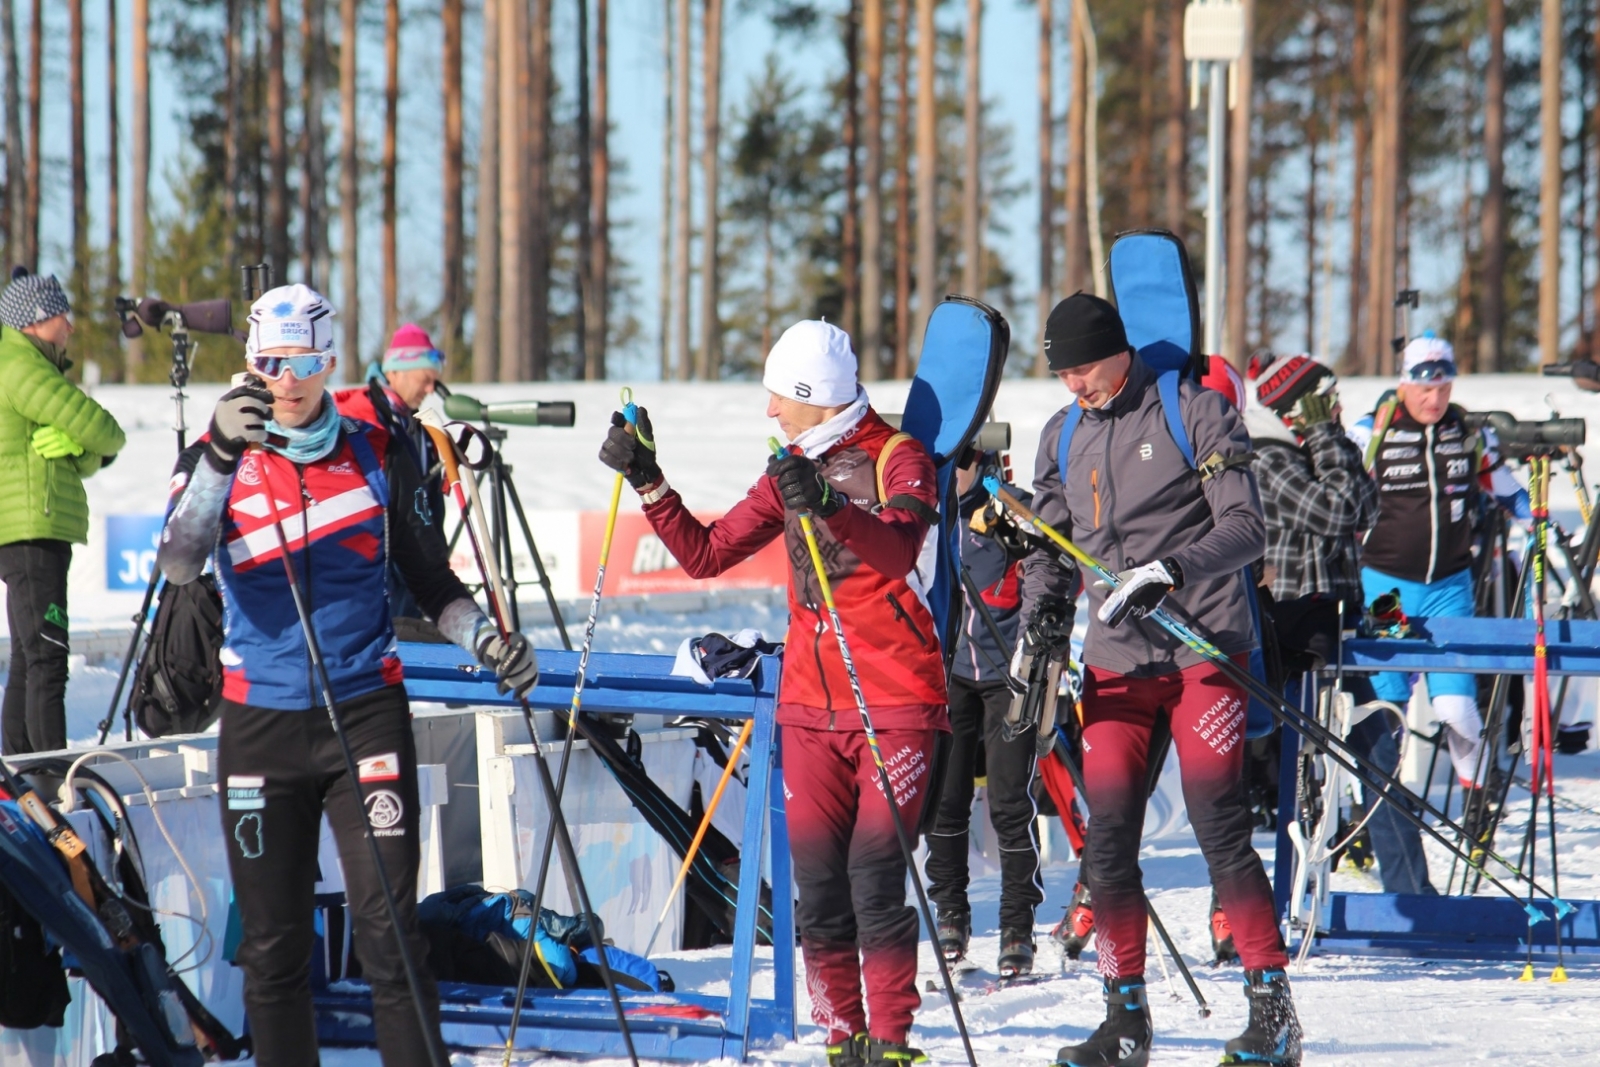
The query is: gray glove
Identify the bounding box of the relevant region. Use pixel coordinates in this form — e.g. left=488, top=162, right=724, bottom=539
left=207, top=383, right=274, bottom=470
left=477, top=630, right=539, bottom=699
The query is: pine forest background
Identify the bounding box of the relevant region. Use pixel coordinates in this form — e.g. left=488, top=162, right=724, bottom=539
left=3, top=0, right=1596, bottom=384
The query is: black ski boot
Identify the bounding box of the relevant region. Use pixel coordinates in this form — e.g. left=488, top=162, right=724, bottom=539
left=864, top=1036, right=930, bottom=1067
left=1051, top=882, right=1094, bottom=960
left=936, top=907, right=971, bottom=964
left=1053, top=977, right=1151, bottom=1067
left=1209, top=887, right=1237, bottom=964
left=827, top=1033, right=868, bottom=1067
left=1219, top=968, right=1302, bottom=1066
left=997, top=928, right=1036, bottom=978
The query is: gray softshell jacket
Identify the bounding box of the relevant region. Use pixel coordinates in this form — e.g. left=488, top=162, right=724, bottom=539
left=1018, top=354, right=1266, bottom=678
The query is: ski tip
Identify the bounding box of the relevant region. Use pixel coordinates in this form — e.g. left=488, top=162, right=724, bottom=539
left=1519, top=964, right=1536, bottom=982
left=1551, top=966, right=1570, bottom=983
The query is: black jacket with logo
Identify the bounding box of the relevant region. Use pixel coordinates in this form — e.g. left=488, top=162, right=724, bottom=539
left=1359, top=403, right=1479, bottom=584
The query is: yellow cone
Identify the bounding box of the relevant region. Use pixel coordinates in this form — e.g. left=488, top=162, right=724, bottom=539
left=1519, top=964, right=1536, bottom=982
left=1552, top=966, right=1569, bottom=983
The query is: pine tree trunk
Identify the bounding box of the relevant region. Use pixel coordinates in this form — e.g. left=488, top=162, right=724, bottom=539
left=1130, top=0, right=1153, bottom=226
left=699, top=0, right=723, bottom=379
left=1063, top=8, right=1085, bottom=294
left=961, top=0, right=981, bottom=297
left=588, top=0, right=609, bottom=378
left=672, top=0, right=691, bottom=378
left=383, top=0, right=399, bottom=341
left=658, top=0, right=673, bottom=380
left=442, top=0, right=464, bottom=354
left=473, top=0, right=500, bottom=381
left=106, top=0, right=119, bottom=330
left=69, top=0, right=85, bottom=296
left=301, top=0, right=328, bottom=291
left=1479, top=0, right=1505, bottom=371
left=861, top=0, right=885, bottom=378
left=913, top=0, right=937, bottom=357
left=1163, top=0, right=1184, bottom=235
left=498, top=0, right=526, bottom=381
left=1034, top=0, right=1052, bottom=377
left=1539, top=0, right=1561, bottom=364
left=840, top=0, right=859, bottom=342
left=575, top=0, right=592, bottom=377
left=267, top=0, right=289, bottom=275
left=132, top=0, right=148, bottom=307
left=1345, top=0, right=1366, bottom=371
left=529, top=0, right=553, bottom=379
left=1, top=0, right=21, bottom=273
left=893, top=0, right=912, bottom=377
left=224, top=0, right=240, bottom=267
left=1591, top=3, right=1600, bottom=346
left=1303, top=93, right=1317, bottom=355
left=340, top=0, right=361, bottom=364
left=23, top=0, right=39, bottom=268
left=1223, top=0, right=1252, bottom=368
left=1366, top=0, right=1402, bottom=375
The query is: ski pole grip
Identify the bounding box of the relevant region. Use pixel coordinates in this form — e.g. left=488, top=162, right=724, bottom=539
left=416, top=408, right=463, bottom=490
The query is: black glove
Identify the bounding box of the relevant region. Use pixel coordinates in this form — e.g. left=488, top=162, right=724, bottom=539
left=1022, top=593, right=1074, bottom=660
left=207, top=382, right=275, bottom=470
left=598, top=407, right=662, bottom=490
left=1096, top=557, right=1184, bottom=628
left=476, top=630, right=540, bottom=699
left=767, top=451, right=845, bottom=518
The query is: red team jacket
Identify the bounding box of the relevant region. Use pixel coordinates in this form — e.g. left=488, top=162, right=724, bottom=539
left=643, top=410, right=949, bottom=731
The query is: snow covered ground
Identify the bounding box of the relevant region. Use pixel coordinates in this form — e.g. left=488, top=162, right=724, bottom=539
left=9, top=372, right=1600, bottom=1063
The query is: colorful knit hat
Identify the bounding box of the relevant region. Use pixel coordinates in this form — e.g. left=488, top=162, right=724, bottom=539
left=0, top=266, right=71, bottom=330
left=381, top=323, right=445, bottom=373
left=1248, top=351, right=1335, bottom=416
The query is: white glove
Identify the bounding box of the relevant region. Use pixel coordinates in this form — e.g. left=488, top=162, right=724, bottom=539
left=1096, top=558, right=1183, bottom=628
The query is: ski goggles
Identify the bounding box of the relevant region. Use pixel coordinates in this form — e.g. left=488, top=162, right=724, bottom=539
left=247, top=351, right=336, bottom=380
left=1401, top=359, right=1457, bottom=384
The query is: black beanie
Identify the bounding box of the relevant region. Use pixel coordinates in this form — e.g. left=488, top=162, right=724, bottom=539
left=1043, top=292, right=1130, bottom=371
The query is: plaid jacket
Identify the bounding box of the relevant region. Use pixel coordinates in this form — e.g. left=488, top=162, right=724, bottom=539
left=1246, top=411, right=1377, bottom=609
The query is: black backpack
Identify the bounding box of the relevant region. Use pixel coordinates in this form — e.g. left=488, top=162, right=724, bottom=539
left=0, top=880, right=71, bottom=1029
left=130, top=574, right=226, bottom=738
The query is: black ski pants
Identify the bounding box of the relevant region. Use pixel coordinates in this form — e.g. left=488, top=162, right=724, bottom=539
left=924, top=675, right=1043, bottom=933
left=0, top=539, right=71, bottom=755
left=217, top=684, right=445, bottom=1067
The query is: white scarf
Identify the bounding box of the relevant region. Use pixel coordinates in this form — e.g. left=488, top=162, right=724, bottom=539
left=785, top=387, right=871, bottom=458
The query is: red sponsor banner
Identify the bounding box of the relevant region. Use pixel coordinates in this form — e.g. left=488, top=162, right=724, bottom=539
left=580, top=511, right=788, bottom=595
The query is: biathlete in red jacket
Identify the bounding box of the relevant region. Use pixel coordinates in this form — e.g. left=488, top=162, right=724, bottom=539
left=1022, top=294, right=1301, bottom=1067
left=598, top=321, right=947, bottom=1067
left=157, top=285, right=538, bottom=1067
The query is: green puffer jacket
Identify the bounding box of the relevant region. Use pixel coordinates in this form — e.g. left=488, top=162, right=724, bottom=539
left=0, top=325, right=126, bottom=546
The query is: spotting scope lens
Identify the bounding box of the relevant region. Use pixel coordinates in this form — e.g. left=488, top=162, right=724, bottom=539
left=443, top=392, right=577, bottom=428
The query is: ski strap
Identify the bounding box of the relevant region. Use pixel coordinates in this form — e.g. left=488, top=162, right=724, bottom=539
left=875, top=431, right=941, bottom=526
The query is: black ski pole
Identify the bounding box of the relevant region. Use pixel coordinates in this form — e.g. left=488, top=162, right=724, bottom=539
left=988, top=481, right=1565, bottom=910
left=1050, top=732, right=1209, bottom=1017
left=253, top=453, right=447, bottom=1067
left=421, top=417, right=639, bottom=1067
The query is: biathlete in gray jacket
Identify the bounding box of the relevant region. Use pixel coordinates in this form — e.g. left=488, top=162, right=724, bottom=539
left=1020, top=294, right=1301, bottom=1067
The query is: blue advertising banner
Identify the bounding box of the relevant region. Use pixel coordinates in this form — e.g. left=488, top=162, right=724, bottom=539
left=105, top=515, right=166, bottom=590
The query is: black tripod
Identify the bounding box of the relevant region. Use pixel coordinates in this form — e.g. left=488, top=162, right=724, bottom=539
left=96, top=312, right=198, bottom=745
left=444, top=425, right=572, bottom=650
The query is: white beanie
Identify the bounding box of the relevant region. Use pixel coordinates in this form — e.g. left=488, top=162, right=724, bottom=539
left=247, top=283, right=338, bottom=355
left=762, top=320, right=859, bottom=407
left=1400, top=333, right=1457, bottom=382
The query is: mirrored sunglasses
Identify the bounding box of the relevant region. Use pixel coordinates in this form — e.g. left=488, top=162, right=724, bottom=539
left=248, top=352, right=334, bottom=380
left=1402, top=359, right=1456, bottom=384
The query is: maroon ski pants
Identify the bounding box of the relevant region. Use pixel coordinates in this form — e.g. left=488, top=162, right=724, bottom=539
left=785, top=725, right=938, bottom=1045
left=1080, top=657, right=1288, bottom=978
